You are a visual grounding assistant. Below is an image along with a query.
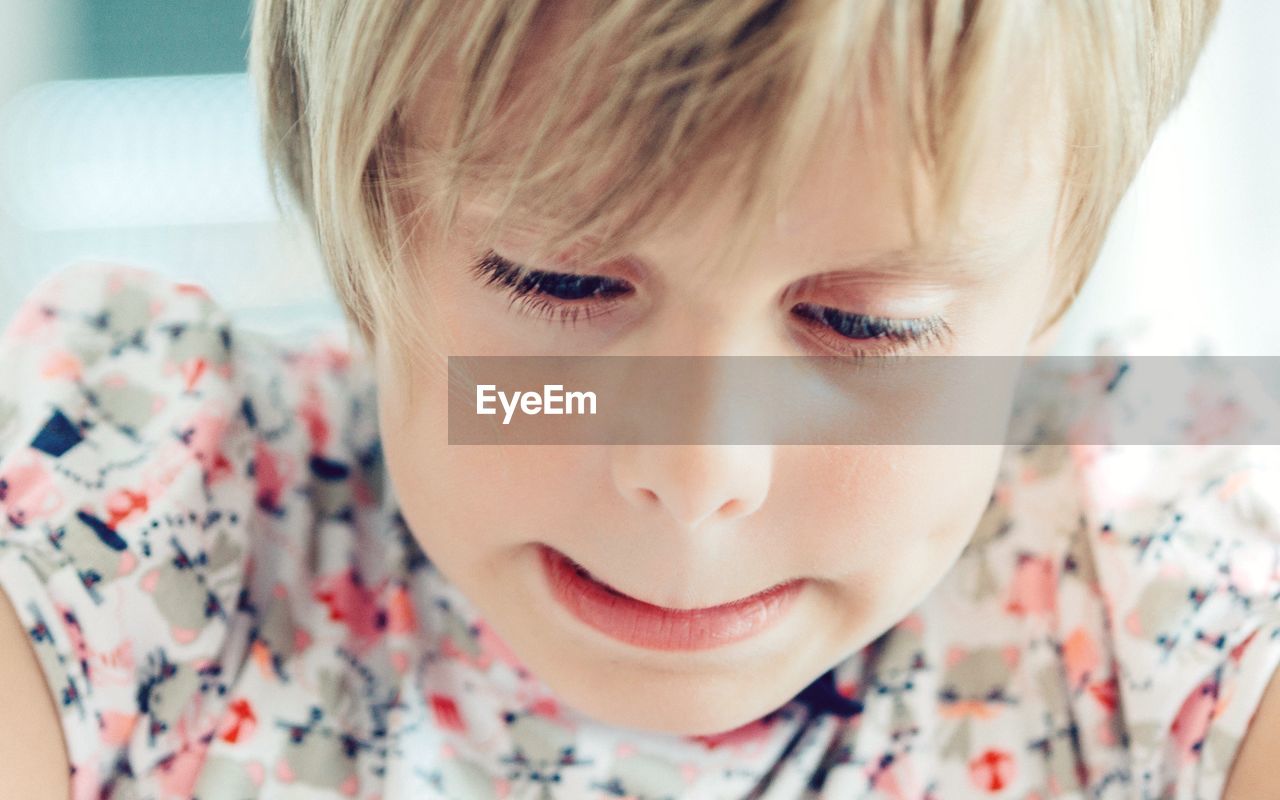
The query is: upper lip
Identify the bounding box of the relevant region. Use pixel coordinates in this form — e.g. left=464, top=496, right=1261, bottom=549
left=550, top=546, right=800, bottom=612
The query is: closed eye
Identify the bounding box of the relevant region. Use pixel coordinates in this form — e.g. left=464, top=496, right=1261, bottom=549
left=790, top=302, right=945, bottom=343
left=470, top=249, right=953, bottom=353
left=470, top=250, right=633, bottom=327
left=471, top=250, right=631, bottom=300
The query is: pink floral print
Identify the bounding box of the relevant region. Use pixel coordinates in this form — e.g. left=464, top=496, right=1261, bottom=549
left=0, top=263, right=1277, bottom=799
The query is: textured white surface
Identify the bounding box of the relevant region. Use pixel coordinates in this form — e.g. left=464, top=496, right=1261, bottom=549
left=0, top=72, right=337, bottom=335
left=0, top=73, right=279, bottom=231
left=1048, top=0, right=1280, bottom=356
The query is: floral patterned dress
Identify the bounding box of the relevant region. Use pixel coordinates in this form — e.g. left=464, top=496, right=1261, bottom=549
left=1, top=262, right=1278, bottom=800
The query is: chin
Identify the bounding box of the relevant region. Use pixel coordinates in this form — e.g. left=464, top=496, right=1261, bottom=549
left=533, top=657, right=810, bottom=737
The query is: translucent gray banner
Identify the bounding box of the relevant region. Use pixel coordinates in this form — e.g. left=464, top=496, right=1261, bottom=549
left=446, top=356, right=1280, bottom=445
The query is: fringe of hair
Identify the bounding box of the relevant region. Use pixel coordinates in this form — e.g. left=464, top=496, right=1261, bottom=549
left=250, top=0, right=1222, bottom=376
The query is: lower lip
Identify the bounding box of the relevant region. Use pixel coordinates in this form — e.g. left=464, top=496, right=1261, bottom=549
left=538, top=545, right=804, bottom=652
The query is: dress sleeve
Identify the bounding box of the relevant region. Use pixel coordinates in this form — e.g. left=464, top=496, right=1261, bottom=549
left=1077, top=440, right=1280, bottom=800
left=0, top=262, right=256, bottom=799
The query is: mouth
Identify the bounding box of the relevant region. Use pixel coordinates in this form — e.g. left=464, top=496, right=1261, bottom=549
left=537, top=544, right=805, bottom=652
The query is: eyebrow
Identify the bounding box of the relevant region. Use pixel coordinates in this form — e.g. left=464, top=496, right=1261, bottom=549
left=806, top=243, right=1006, bottom=287
left=460, top=200, right=1010, bottom=287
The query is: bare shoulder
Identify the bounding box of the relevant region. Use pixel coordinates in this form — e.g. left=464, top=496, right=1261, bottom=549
left=0, top=587, right=71, bottom=799
left=1223, top=660, right=1280, bottom=799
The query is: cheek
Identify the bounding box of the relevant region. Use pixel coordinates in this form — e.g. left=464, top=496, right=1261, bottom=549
left=430, top=448, right=598, bottom=541
left=780, top=445, right=1003, bottom=576
left=379, top=326, right=1005, bottom=602
left=376, top=358, right=598, bottom=564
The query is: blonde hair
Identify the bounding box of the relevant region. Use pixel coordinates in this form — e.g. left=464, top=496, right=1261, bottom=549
left=250, top=0, right=1221, bottom=364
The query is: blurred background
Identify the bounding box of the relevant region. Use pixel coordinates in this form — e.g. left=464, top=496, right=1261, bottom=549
left=0, top=0, right=1276, bottom=352
left=0, top=0, right=335, bottom=338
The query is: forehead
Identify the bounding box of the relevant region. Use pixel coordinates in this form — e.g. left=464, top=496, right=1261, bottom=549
left=407, top=2, right=1067, bottom=283
left=456, top=99, right=1064, bottom=290
left=753, top=101, right=1063, bottom=283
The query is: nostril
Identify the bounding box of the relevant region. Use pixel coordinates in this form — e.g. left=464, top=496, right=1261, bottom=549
left=632, top=490, right=748, bottom=526
left=717, top=498, right=742, bottom=517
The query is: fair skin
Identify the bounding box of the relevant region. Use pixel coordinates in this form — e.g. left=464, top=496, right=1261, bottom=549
left=0, top=586, right=72, bottom=798
left=377, top=66, right=1066, bottom=737
left=369, top=11, right=1280, bottom=764
left=0, top=18, right=1273, bottom=800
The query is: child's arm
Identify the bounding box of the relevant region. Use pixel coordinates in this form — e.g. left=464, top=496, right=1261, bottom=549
left=0, top=587, right=71, bottom=798
left=0, top=262, right=258, bottom=797
left=1223, top=666, right=1280, bottom=797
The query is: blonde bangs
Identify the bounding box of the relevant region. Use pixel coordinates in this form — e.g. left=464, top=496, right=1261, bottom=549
left=251, top=0, right=1221, bottom=366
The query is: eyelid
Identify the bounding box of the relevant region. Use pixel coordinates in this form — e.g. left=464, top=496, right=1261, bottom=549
left=473, top=249, right=954, bottom=352
left=794, top=314, right=955, bottom=361
left=489, top=237, right=655, bottom=288
left=784, top=273, right=958, bottom=322
left=472, top=250, right=633, bottom=302
left=791, top=302, right=941, bottom=339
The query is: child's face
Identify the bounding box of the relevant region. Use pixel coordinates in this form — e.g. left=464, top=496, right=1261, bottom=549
left=375, top=57, right=1065, bottom=736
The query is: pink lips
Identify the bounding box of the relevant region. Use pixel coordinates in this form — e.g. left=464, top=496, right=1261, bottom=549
left=539, top=545, right=804, bottom=651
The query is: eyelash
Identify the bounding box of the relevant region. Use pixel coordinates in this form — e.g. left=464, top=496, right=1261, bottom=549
left=789, top=302, right=950, bottom=355
left=471, top=250, right=631, bottom=327
left=469, top=249, right=951, bottom=354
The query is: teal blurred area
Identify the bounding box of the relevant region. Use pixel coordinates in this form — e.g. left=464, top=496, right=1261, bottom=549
left=0, top=0, right=257, bottom=112
left=72, top=0, right=254, bottom=79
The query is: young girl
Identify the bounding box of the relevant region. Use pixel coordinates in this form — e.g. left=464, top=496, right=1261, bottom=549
left=1, top=0, right=1277, bottom=797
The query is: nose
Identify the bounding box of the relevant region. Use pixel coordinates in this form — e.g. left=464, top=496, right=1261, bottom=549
left=609, top=444, right=773, bottom=529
